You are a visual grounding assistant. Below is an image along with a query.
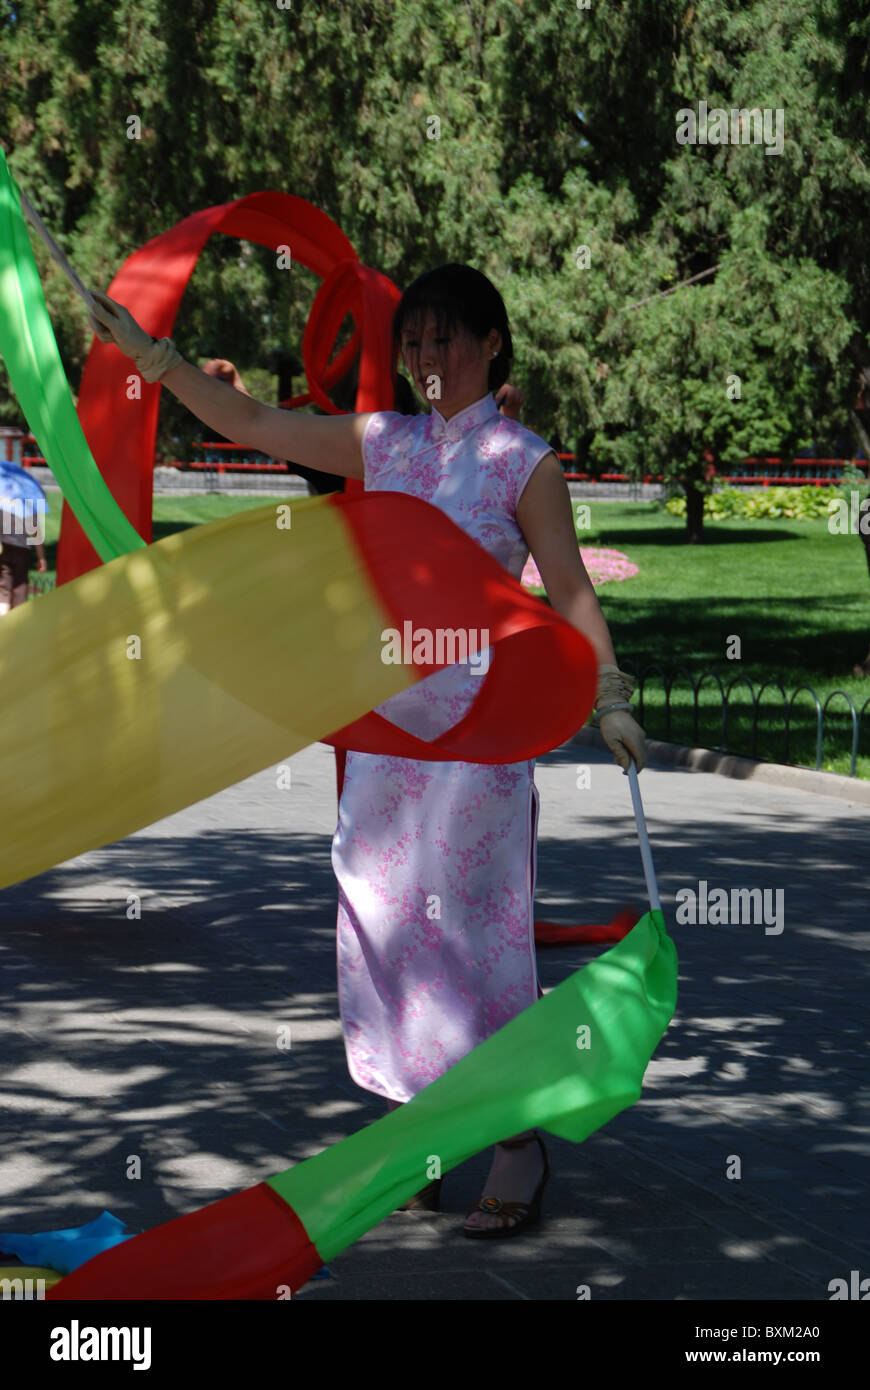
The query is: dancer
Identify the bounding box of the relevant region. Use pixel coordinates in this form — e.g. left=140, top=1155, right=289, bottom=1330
left=89, top=264, right=645, bottom=1239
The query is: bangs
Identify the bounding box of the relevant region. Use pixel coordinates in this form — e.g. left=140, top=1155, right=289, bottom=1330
left=391, top=264, right=514, bottom=394
left=396, top=298, right=463, bottom=346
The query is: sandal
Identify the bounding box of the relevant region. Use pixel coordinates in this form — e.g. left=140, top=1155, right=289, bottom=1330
left=397, top=1178, right=442, bottom=1212
left=462, top=1132, right=550, bottom=1240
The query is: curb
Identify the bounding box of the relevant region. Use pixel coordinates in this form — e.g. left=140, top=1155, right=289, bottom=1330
left=569, top=726, right=870, bottom=808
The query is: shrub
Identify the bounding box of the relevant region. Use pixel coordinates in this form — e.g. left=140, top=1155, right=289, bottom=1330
left=664, top=486, right=840, bottom=522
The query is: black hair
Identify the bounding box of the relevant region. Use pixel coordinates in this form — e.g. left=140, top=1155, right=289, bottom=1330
left=392, top=263, right=513, bottom=397
left=392, top=373, right=420, bottom=414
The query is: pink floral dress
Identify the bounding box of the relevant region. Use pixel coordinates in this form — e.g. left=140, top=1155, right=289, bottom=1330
left=331, top=392, right=554, bottom=1102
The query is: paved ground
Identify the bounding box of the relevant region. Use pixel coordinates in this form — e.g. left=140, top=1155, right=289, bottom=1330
left=1, top=741, right=868, bottom=1301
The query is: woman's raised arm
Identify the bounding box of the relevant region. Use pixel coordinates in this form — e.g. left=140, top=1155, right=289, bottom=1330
left=162, top=360, right=369, bottom=480
left=89, top=290, right=369, bottom=480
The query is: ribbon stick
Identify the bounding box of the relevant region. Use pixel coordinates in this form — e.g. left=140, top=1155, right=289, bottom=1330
left=17, top=187, right=97, bottom=313
left=0, top=149, right=144, bottom=561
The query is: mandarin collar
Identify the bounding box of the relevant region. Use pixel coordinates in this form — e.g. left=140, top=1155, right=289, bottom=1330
left=429, top=392, right=499, bottom=441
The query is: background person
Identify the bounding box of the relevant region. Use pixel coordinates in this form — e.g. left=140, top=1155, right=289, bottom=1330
left=0, top=509, right=47, bottom=615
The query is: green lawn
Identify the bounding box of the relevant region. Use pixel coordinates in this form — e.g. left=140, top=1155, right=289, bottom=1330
left=579, top=502, right=870, bottom=779
left=32, top=493, right=870, bottom=779
left=34, top=494, right=285, bottom=581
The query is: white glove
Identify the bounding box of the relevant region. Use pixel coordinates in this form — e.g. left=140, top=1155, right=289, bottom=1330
left=595, top=663, right=647, bottom=772
left=89, top=290, right=184, bottom=383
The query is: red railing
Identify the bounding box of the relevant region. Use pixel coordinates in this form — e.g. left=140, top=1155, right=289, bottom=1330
left=183, top=442, right=289, bottom=473
left=559, top=455, right=868, bottom=486
left=19, top=435, right=868, bottom=487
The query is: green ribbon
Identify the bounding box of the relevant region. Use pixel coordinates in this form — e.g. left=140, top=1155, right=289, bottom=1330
left=270, top=907, right=678, bottom=1261
left=0, top=149, right=144, bottom=561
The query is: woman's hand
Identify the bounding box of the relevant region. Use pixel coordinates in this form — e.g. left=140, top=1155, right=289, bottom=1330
left=202, top=358, right=249, bottom=394
left=599, top=707, right=647, bottom=772
left=495, top=382, right=525, bottom=420
left=89, top=291, right=183, bottom=383
left=596, top=663, right=647, bottom=771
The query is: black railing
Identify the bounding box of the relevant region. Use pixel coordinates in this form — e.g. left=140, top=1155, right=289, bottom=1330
left=619, top=660, right=870, bottom=778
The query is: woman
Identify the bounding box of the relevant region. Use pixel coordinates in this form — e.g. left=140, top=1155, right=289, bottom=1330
left=89, top=264, right=645, bottom=1239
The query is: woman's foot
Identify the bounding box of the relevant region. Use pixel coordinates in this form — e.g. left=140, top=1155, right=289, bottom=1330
left=463, top=1130, right=549, bottom=1236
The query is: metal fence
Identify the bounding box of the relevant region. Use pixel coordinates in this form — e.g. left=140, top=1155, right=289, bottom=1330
left=620, top=660, right=870, bottom=778
left=20, top=569, right=869, bottom=778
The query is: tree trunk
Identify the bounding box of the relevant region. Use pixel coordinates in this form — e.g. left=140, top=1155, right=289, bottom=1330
left=856, top=498, right=870, bottom=675
left=684, top=481, right=705, bottom=544
left=848, top=410, right=870, bottom=672
left=849, top=404, right=870, bottom=465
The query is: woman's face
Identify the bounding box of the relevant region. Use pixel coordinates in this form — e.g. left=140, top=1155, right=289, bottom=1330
left=400, top=308, right=498, bottom=410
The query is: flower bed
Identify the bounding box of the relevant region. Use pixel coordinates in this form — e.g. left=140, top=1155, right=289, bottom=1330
left=522, top=547, right=639, bottom=594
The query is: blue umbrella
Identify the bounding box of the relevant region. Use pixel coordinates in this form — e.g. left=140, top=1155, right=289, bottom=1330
left=0, top=458, right=49, bottom=536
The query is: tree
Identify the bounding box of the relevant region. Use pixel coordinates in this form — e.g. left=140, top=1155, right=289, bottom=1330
left=604, top=227, right=853, bottom=541
left=0, top=0, right=867, bottom=526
